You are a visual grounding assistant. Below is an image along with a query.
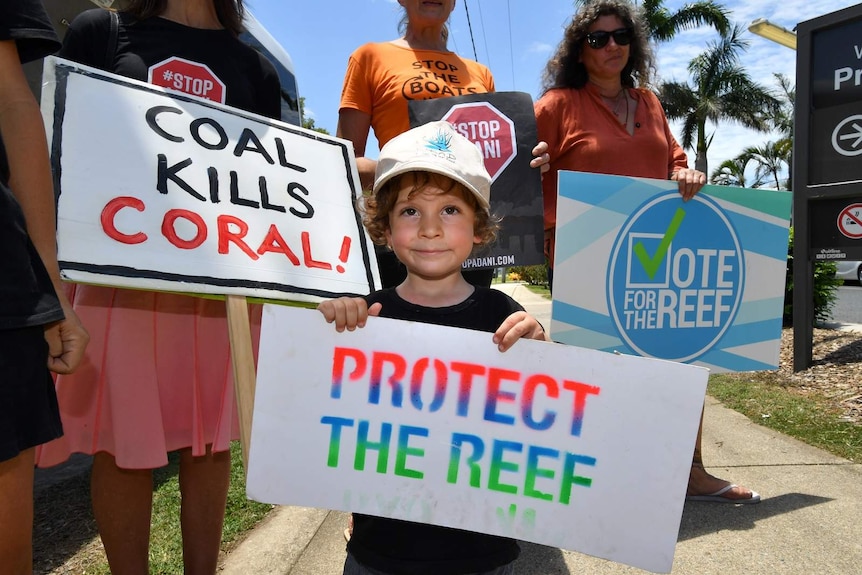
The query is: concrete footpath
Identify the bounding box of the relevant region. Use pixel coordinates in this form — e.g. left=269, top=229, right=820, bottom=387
left=219, top=284, right=862, bottom=574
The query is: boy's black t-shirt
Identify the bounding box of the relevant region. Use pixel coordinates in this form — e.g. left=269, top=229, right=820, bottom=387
left=348, top=286, right=524, bottom=575
left=59, top=9, right=281, bottom=120
left=0, top=0, right=64, bottom=330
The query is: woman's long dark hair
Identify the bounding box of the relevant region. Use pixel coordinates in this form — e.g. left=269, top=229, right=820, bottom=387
left=123, top=0, right=245, bottom=36
left=541, top=0, right=654, bottom=93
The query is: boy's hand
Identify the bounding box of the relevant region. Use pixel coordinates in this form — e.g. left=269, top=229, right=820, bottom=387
left=492, top=311, right=547, bottom=351
left=317, top=297, right=382, bottom=332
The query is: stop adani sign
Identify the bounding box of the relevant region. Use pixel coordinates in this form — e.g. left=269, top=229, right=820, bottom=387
left=442, top=102, right=516, bottom=181
left=408, top=92, right=545, bottom=267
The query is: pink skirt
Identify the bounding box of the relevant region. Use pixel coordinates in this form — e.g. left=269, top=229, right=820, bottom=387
left=35, top=284, right=261, bottom=470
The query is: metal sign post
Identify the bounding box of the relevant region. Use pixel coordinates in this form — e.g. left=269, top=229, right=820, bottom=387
left=794, top=4, right=862, bottom=371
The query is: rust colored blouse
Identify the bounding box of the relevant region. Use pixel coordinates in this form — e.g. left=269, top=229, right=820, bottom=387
left=535, top=84, right=689, bottom=234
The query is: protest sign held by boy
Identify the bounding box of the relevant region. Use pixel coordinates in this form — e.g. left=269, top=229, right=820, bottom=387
left=318, top=120, right=547, bottom=575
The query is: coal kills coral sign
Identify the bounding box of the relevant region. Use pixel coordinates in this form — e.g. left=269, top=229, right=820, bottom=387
left=41, top=57, right=378, bottom=302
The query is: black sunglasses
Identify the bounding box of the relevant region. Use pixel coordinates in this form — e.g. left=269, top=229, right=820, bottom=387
left=585, top=27, right=634, bottom=49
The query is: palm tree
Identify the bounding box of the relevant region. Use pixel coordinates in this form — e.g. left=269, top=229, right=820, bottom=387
left=659, top=24, right=781, bottom=175
left=769, top=72, right=795, bottom=189
left=744, top=140, right=792, bottom=190
left=641, top=0, right=730, bottom=41
left=710, top=154, right=754, bottom=187
left=577, top=0, right=730, bottom=41
left=770, top=73, right=795, bottom=139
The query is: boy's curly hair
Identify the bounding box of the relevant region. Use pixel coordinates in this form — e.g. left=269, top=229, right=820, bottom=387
left=362, top=172, right=499, bottom=249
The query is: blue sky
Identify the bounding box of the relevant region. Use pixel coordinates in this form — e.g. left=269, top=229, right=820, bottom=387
left=247, top=0, right=859, bottom=177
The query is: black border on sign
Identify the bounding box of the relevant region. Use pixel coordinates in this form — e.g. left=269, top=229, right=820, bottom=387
left=49, top=59, right=377, bottom=298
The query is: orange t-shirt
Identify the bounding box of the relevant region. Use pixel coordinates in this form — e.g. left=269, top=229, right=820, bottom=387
left=339, top=41, right=495, bottom=148
left=534, top=84, right=689, bottom=235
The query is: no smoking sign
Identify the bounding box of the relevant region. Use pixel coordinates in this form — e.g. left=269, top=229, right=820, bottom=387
left=838, top=203, right=862, bottom=238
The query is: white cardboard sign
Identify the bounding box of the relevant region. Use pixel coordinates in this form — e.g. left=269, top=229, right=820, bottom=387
left=248, top=306, right=709, bottom=573
left=41, top=57, right=379, bottom=302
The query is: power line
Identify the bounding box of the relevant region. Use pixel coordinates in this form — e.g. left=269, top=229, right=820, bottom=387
left=463, top=0, right=479, bottom=62
left=475, top=0, right=492, bottom=71
left=507, top=0, right=515, bottom=89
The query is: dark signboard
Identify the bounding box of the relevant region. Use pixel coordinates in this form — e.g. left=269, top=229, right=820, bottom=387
left=811, top=16, right=862, bottom=109
left=794, top=3, right=862, bottom=371
left=809, top=195, right=862, bottom=259
left=805, top=8, right=862, bottom=187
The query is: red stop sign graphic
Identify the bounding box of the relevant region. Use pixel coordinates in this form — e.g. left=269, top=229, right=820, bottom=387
left=149, top=57, right=226, bottom=104
left=442, top=102, right=516, bottom=182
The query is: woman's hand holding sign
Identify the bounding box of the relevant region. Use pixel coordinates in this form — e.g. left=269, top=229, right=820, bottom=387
left=670, top=167, right=707, bottom=201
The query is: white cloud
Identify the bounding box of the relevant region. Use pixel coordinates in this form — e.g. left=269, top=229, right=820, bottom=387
left=528, top=41, right=554, bottom=54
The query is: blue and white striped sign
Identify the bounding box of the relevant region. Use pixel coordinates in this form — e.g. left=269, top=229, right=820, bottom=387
left=551, top=171, right=792, bottom=373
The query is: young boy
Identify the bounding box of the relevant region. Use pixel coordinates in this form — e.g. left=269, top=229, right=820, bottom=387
left=318, top=120, right=547, bottom=575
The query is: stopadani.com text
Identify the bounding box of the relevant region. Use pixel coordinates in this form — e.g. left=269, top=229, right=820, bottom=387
left=462, top=254, right=516, bottom=269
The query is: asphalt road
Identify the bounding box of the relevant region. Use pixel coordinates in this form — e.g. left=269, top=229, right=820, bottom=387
left=830, top=283, right=862, bottom=324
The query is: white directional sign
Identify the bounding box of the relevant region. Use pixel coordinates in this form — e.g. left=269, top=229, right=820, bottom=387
left=832, top=115, right=862, bottom=156
left=811, top=103, right=862, bottom=184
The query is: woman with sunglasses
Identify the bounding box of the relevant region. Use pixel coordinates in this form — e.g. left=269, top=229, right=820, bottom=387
left=535, top=0, right=760, bottom=504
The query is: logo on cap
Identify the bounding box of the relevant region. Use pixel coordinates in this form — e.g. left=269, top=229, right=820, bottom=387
left=425, top=129, right=453, bottom=153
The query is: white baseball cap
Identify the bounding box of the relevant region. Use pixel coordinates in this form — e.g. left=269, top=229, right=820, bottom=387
left=372, top=121, right=491, bottom=210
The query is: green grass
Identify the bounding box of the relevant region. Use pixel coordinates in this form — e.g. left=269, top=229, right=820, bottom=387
left=708, top=374, right=862, bottom=462
left=147, top=443, right=272, bottom=574
left=522, top=283, right=551, bottom=299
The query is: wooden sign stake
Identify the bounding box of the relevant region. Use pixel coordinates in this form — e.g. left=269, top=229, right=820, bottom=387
left=226, top=294, right=257, bottom=471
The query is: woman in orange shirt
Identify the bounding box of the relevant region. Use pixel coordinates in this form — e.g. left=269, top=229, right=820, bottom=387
left=535, top=0, right=759, bottom=504
left=338, top=0, right=548, bottom=289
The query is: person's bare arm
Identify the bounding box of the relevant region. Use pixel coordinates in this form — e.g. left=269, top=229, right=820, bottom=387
left=0, top=40, right=88, bottom=373
left=337, top=108, right=377, bottom=191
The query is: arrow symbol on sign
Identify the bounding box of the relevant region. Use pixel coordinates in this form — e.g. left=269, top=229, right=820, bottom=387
left=839, top=123, right=862, bottom=149
left=832, top=115, right=862, bottom=156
